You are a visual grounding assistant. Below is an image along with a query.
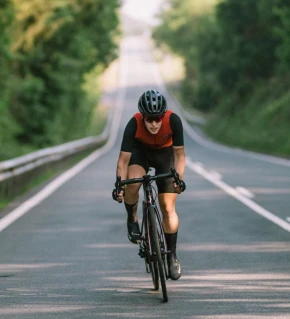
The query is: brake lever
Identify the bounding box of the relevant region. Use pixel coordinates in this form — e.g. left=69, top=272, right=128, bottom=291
left=114, top=176, right=124, bottom=204
left=170, top=167, right=181, bottom=186
left=115, top=176, right=121, bottom=192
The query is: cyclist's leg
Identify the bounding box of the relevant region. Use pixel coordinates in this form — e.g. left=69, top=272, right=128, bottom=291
left=152, top=146, right=179, bottom=234
left=158, top=193, right=179, bottom=233
left=125, top=144, right=148, bottom=214
left=153, top=147, right=182, bottom=280
left=125, top=164, right=146, bottom=216
left=158, top=193, right=181, bottom=280
left=124, top=146, right=148, bottom=244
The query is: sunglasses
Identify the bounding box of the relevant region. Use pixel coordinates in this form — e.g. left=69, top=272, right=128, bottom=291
left=144, top=115, right=164, bottom=123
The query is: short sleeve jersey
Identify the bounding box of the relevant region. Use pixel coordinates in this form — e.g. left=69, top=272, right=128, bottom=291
left=121, top=110, right=184, bottom=152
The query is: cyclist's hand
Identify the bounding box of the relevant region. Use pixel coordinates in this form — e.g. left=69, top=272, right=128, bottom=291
left=112, top=176, right=125, bottom=203
left=173, top=180, right=186, bottom=194
left=171, top=167, right=186, bottom=194
left=112, top=187, right=125, bottom=203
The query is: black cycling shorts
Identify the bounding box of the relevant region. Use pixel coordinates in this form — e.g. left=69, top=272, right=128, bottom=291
left=129, top=144, right=176, bottom=194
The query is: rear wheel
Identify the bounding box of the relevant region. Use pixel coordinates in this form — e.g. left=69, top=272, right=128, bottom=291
left=149, top=206, right=168, bottom=302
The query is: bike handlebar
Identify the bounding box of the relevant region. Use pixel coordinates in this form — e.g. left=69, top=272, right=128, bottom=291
left=115, top=167, right=181, bottom=189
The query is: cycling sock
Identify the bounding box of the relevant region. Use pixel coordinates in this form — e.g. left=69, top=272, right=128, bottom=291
left=165, top=232, right=178, bottom=258
left=124, top=201, right=138, bottom=222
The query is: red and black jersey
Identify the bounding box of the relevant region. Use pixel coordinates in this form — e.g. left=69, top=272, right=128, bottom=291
left=134, top=110, right=173, bottom=149
left=120, top=110, right=184, bottom=152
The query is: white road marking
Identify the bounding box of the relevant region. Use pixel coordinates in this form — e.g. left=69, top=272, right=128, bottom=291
left=208, top=170, right=222, bottom=180
left=236, top=187, right=255, bottom=199
left=286, top=218, right=290, bottom=223
left=0, top=40, right=129, bottom=233
left=195, top=162, right=203, bottom=167
left=186, top=157, right=290, bottom=233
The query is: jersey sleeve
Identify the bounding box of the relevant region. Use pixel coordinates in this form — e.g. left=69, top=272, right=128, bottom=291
left=170, top=113, right=184, bottom=146
left=120, top=117, right=137, bottom=152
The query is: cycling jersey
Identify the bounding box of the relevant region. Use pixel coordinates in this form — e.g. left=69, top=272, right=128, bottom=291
left=121, top=110, right=184, bottom=152
left=120, top=110, right=184, bottom=194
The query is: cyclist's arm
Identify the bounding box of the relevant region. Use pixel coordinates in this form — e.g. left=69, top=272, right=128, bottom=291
left=116, top=117, right=137, bottom=180
left=173, top=146, right=185, bottom=179
left=116, top=151, right=131, bottom=181
left=170, top=113, right=185, bottom=179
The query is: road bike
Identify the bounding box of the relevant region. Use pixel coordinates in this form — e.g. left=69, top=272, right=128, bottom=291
left=115, top=167, right=183, bottom=303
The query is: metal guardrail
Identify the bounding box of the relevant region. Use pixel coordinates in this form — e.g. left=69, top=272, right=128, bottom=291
left=0, top=109, right=113, bottom=201
left=0, top=134, right=107, bottom=183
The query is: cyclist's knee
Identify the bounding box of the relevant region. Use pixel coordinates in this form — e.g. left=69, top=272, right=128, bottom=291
left=159, top=194, right=177, bottom=214
left=125, top=183, right=141, bottom=197
left=162, top=207, right=179, bottom=233
left=159, top=201, right=176, bottom=216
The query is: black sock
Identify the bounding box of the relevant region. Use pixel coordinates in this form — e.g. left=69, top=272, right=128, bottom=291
left=165, top=232, right=178, bottom=258
left=124, top=201, right=138, bottom=222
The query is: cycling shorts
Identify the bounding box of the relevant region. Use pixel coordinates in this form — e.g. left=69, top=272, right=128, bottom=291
left=129, top=144, right=176, bottom=194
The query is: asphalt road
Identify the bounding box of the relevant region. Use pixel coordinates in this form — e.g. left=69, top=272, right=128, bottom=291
left=1, top=36, right=290, bottom=319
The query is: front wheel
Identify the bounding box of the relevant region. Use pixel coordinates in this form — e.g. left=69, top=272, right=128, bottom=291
left=149, top=259, right=159, bottom=290
left=148, top=206, right=168, bottom=302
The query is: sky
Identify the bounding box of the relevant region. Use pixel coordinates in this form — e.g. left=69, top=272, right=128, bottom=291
left=121, top=0, right=165, bottom=25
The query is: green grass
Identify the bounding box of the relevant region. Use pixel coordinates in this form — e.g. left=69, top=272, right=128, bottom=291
left=203, top=87, right=290, bottom=157
left=0, top=199, right=10, bottom=210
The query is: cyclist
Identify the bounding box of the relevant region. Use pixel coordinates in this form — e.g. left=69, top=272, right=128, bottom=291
left=112, top=89, right=186, bottom=280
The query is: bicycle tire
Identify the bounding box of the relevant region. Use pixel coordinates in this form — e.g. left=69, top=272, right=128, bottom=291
left=149, top=259, right=159, bottom=290
left=148, top=206, right=168, bottom=302
left=143, top=201, right=159, bottom=290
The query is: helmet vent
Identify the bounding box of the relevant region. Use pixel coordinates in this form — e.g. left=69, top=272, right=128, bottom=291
left=138, top=89, right=167, bottom=116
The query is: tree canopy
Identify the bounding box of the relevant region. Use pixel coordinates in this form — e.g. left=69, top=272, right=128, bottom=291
left=0, top=0, right=120, bottom=159
left=154, top=0, right=290, bottom=114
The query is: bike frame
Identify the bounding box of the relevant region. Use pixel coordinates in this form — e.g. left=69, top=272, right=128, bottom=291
left=139, top=175, right=169, bottom=276
left=119, top=172, right=175, bottom=268
left=117, top=167, right=181, bottom=302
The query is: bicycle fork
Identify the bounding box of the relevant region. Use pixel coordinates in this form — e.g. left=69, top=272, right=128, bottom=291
left=155, top=210, right=170, bottom=279
left=138, top=203, right=170, bottom=277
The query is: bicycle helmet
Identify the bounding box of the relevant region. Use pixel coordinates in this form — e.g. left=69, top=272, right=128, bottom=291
left=138, top=89, right=167, bottom=116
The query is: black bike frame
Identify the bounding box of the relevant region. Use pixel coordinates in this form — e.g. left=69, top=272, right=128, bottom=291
left=141, top=176, right=169, bottom=272
left=116, top=168, right=182, bottom=302
left=119, top=172, right=174, bottom=269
